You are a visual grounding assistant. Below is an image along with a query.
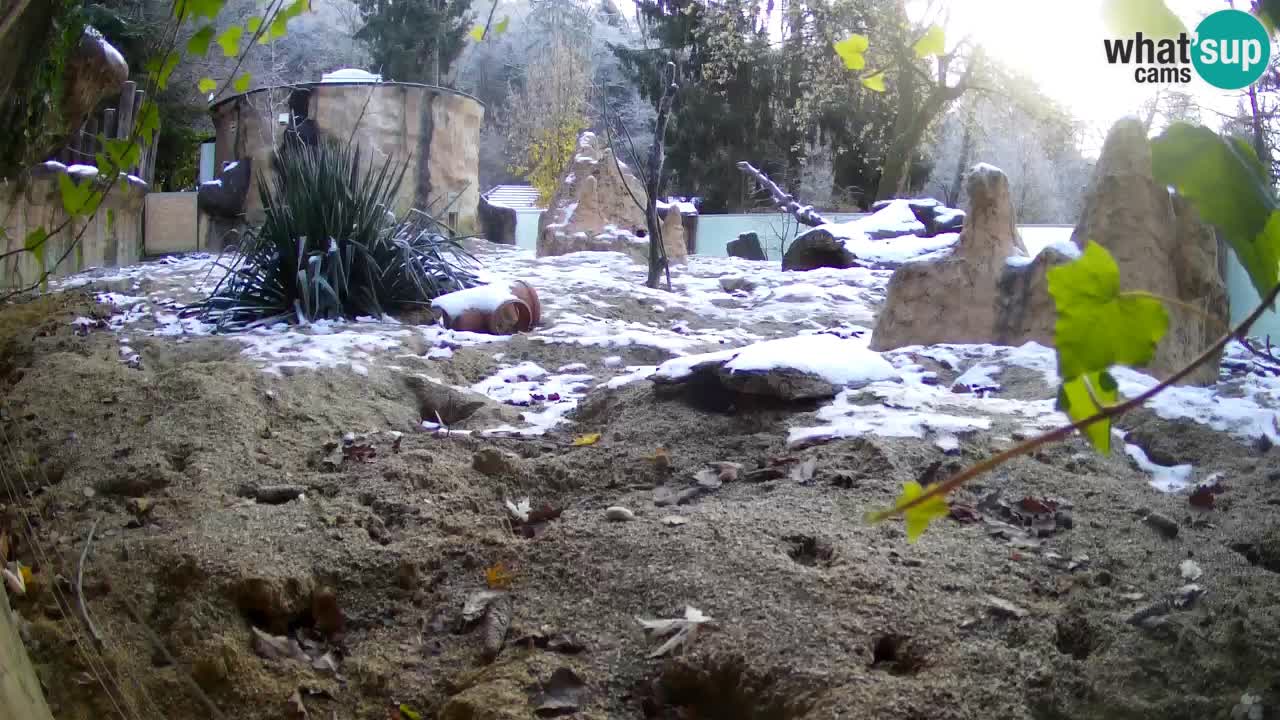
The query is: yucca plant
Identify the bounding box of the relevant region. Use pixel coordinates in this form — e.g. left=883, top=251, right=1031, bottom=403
left=188, top=139, right=478, bottom=330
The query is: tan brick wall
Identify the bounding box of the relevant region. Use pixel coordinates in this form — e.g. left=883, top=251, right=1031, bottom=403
left=144, top=192, right=200, bottom=255
left=1, top=172, right=144, bottom=292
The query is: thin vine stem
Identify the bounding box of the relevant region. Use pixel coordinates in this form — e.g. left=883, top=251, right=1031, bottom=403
left=874, top=278, right=1280, bottom=521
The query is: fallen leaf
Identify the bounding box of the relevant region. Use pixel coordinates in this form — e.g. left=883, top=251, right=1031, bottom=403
left=2, top=567, right=25, bottom=595
left=949, top=504, right=982, bottom=523
left=1018, top=497, right=1057, bottom=514
left=486, top=563, right=513, bottom=590
left=572, top=433, right=601, bottom=446
left=250, top=627, right=308, bottom=662
left=285, top=689, right=308, bottom=720
left=398, top=704, right=423, bottom=720
left=505, top=497, right=531, bottom=523
left=532, top=667, right=586, bottom=717
left=1188, top=485, right=1216, bottom=508
left=789, top=457, right=817, bottom=484
left=637, top=605, right=713, bottom=658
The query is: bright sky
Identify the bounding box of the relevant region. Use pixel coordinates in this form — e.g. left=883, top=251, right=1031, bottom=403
left=939, top=0, right=1249, bottom=149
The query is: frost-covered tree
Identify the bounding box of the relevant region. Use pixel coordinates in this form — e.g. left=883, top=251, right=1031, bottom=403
left=923, top=75, right=1091, bottom=224
left=355, top=0, right=474, bottom=83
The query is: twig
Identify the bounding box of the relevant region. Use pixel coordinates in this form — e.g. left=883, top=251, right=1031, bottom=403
left=735, top=161, right=830, bottom=227
left=119, top=592, right=228, bottom=720
left=0, top=0, right=32, bottom=45
left=878, top=278, right=1280, bottom=520
left=76, top=518, right=104, bottom=648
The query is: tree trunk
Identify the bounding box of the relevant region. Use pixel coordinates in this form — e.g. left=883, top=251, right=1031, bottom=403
left=947, top=107, right=974, bottom=206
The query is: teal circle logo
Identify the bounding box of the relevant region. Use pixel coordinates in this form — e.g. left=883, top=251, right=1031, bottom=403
left=1192, top=9, right=1271, bottom=90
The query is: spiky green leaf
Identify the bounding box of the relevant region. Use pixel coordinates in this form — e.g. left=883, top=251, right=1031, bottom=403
left=1057, top=371, right=1118, bottom=453
left=1151, top=123, right=1280, bottom=300
left=834, top=34, right=869, bottom=70
left=216, top=25, right=244, bottom=57
left=913, top=25, right=946, bottom=58
left=1047, top=240, right=1169, bottom=380
left=187, top=24, right=216, bottom=56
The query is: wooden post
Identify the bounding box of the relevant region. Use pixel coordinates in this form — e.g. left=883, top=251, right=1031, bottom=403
left=144, top=126, right=159, bottom=184
left=84, top=117, right=99, bottom=159
left=117, top=81, right=136, bottom=140
left=102, top=108, right=117, bottom=142
left=130, top=90, right=146, bottom=174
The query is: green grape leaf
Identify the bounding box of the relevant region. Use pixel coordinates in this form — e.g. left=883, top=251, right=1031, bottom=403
left=865, top=481, right=949, bottom=543
left=913, top=25, right=946, bottom=58
left=265, top=12, right=289, bottom=41
left=145, top=52, right=182, bottom=90
left=1047, top=240, right=1169, bottom=380
left=233, top=72, right=252, bottom=93
left=198, top=77, right=218, bottom=94
left=24, top=229, right=48, bottom=277
left=834, top=34, right=869, bottom=70
left=861, top=71, right=886, bottom=92
left=1057, top=371, right=1118, bottom=453
left=137, top=101, right=161, bottom=146
left=216, top=25, right=244, bottom=57
left=104, top=139, right=140, bottom=171
left=1102, top=0, right=1186, bottom=38
left=1260, top=0, right=1280, bottom=33
left=1151, top=123, right=1280, bottom=300
left=187, top=24, right=216, bottom=56
left=246, top=15, right=263, bottom=33
left=469, top=25, right=485, bottom=42
left=283, top=0, right=309, bottom=20
left=57, top=174, right=103, bottom=217
left=188, top=0, right=225, bottom=20
left=494, top=16, right=510, bottom=34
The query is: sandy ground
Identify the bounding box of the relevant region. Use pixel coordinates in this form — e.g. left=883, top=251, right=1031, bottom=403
left=2, top=240, right=1280, bottom=720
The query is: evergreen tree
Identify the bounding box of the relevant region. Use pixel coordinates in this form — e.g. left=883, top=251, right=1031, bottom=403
left=355, top=0, right=474, bottom=84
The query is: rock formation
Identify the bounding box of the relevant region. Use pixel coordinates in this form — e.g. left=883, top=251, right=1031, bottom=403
left=870, top=164, right=1034, bottom=350
left=783, top=198, right=965, bottom=272
left=871, top=119, right=1229, bottom=387
left=727, top=232, right=767, bottom=261
left=478, top=194, right=517, bottom=245
left=537, top=133, right=687, bottom=265
left=1067, top=119, right=1228, bottom=385
left=63, top=27, right=129, bottom=137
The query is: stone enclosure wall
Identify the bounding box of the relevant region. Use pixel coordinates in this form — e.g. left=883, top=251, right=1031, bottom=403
left=208, top=83, right=484, bottom=232
left=1, top=170, right=145, bottom=291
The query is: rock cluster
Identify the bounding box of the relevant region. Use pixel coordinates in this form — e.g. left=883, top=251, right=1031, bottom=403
left=537, top=133, right=687, bottom=265
left=870, top=119, right=1229, bottom=386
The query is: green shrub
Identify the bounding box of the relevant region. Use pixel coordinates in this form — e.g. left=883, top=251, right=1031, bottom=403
left=191, top=140, right=477, bottom=330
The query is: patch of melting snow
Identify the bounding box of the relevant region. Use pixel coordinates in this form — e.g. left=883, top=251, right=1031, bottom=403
left=1124, top=442, right=1194, bottom=492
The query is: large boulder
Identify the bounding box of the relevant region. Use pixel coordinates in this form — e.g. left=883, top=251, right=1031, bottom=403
left=478, top=194, right=517, bottom=245
left=872, top=120, right=1230, bottom=387
left=870, top=164, right=1035, bottom=350
left=537, top=132, right=687, bottom=265
left=1067, top=119, right=1228, bottom=385
left=62, top=27, right=129, bottom=137
left=783, top=198, right=965, bottom=272
left=727, top=232, right=767, bottom=261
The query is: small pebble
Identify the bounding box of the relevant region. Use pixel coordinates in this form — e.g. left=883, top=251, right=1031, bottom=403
left=660, top=515, right=688, bottom=526
left=1143, top=511, right=1179, bottom=539
left=605, top=506, right=635, bottom=522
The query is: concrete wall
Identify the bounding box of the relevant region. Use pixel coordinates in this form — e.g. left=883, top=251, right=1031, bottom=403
left=1, top=585, right=55, bottom=719
left=145, top=192, right=201, bottom=255
left=1, top=171, right=144, bottom=291
left=210, top=83, right=484, bottom=232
